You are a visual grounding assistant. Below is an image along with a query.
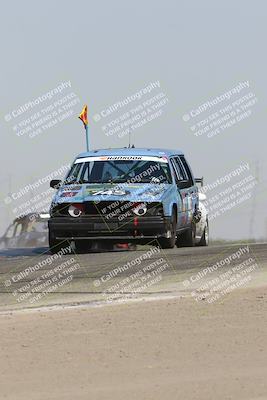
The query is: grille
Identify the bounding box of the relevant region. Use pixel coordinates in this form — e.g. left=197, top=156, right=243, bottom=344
left=52, top=201, right=163, bottom=218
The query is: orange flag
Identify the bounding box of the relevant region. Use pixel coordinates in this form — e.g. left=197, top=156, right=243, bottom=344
left=78, top=105, right=88, bottom=128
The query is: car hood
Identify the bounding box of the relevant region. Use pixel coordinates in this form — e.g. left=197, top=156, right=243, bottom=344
left=54, top=183, right=172, bottom=203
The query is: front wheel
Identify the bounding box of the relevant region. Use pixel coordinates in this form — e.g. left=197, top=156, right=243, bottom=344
left=159, top=211, right=177, bottom=249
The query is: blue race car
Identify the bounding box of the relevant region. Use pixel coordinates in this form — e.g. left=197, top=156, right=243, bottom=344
left=48, top=148, right=205, bottom=252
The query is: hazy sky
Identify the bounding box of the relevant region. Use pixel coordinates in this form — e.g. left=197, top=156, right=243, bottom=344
left=1, top=0, right=266, bottom=239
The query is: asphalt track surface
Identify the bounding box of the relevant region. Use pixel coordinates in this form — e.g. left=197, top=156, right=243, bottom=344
left=0, top=242, right=266, bottom=312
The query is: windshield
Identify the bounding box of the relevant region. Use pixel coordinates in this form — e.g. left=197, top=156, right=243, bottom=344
left=65, top=158, right=172, bottom=184
left=28, top=221, right=48, bottom=233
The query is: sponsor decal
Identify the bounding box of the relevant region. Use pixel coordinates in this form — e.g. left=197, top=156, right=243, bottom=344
left=86, top=187, right=130, bottom=196
left=60, top=191, right=78, bottom=197
left=74, top=156, right=168, bottom=164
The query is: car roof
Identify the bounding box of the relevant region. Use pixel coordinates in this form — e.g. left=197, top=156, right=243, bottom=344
left=77, top=147, right=184, bottom=159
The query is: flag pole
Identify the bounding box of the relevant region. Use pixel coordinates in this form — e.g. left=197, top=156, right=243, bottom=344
left=85, top=124, right=89, bottom=151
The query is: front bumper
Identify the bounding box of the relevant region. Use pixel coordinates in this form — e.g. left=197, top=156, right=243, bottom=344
left=48, top=216, right=172, bottom=242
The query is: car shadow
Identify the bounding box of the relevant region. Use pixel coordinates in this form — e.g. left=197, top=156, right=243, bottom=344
left=0, top=247, right=50, bottom=257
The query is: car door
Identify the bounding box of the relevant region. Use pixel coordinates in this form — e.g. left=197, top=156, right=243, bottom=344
left=176, top=156, right=198, bottom=225
left=169, top=157, right=187, bottom=228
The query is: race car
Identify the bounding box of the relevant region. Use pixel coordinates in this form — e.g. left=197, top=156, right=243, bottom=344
left=48, top=147, right=207, bottom=253
left=0, top=213, right=49, bottom=249
left=195, top=192, right=209, bottom=246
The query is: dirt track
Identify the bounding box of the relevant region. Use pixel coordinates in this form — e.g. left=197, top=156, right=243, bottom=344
left=1, top=285, right=267, bottom=400
left=0, top=243, right=267, bottom=399
left=0, top=242, right=266, bottom=311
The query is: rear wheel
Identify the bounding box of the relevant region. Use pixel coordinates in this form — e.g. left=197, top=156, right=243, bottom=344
left=177, top=222, right=196, bottom=247
left=159, top=210, right=177, bottom=249
left=198, top=221, right=209, bottom=246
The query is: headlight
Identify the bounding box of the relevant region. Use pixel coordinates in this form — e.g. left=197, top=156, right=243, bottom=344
left=132, top=203, right=147, bottom=216
left=68, top=204, right=84, bottom=217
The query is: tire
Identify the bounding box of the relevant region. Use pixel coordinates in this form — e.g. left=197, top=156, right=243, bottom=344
left=128, top=243, right=137, bottom=251
left=198, top=221, right=209, bottom=246
left=177, top=222, right=196, bottom=247
left=159, top=210, right=177, bottom=249
left=49, top=229, right=69, bottom=254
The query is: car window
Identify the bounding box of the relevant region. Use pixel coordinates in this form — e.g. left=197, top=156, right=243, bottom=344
left=5, top=224, right=15, bottom=239
left=14, top=223, right=23, bottom=237
left=173, top=157, right=188, bottom=180
left=170, top=159, right=183, bottom=183
left=179, top=156, right=194, bottom=186
left=170, top=157, right=194, bottom=189
left=65, top=163, right=84, bottom=184
left=28, top=221, right=48, bottom=232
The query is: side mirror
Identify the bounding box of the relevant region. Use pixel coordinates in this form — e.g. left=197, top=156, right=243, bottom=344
left=177, top=180, right=190, bottom=189
left=195, top=177, right=204, bottom=186
left=50, top=179, right=62, bottom=189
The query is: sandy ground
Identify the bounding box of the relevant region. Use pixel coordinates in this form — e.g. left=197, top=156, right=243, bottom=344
left=1, top=283, right=267, bottom=400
